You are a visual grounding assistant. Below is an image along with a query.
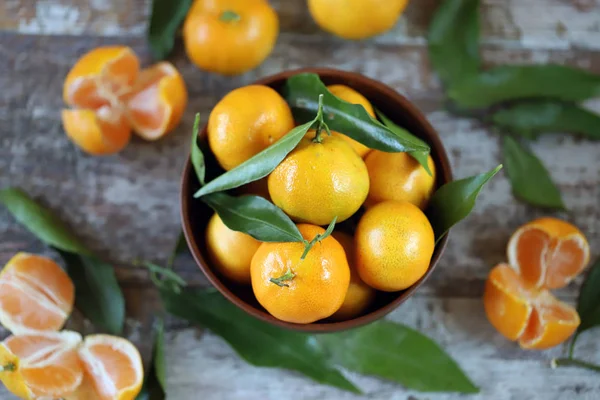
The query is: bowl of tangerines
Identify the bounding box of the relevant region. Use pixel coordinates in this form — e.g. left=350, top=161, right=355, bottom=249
left=181, top=68, right=453, bottom=331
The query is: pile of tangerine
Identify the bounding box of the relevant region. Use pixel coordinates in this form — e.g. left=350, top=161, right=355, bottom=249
left=203, top=83, right=437, bottom=324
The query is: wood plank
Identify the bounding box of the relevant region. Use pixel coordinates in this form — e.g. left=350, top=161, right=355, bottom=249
left=1, top=0, right=600, bottom=50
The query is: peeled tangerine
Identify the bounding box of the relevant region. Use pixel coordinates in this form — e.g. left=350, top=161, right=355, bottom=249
left=0, top=253, right=74, bottom=334
left=63, top=46, right=187, bottom=155
left=484, top=264, right=580, bottom=350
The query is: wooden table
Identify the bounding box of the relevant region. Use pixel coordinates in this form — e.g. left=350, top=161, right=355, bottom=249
left=1, top=1, right=599, bottom=399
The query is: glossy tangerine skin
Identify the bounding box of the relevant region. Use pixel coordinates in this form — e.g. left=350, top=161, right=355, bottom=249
left=183, top=0, right=279, bottom=75
left=327, top=84, right=375, bottom=158
left=251, top=224, right=350, bottom=324
left=268, top=133, right=369, bottom=225
left=308, top=0, right=408, bottom=40
left=208, top=85, right=294, bottom=171
left=355, top=201, right=435, bottom=292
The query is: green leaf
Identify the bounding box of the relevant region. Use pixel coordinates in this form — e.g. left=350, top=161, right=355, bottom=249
left=58, top=251, right=125, bottom=335
left=282, top=73, right=430, bottom=154
left=167, top=232, right=188, bottom=269
left=147, top=0, right=192, bottom=60
left=502, top=136, right=565, bottom=209
left=318, top=321, right=479, bottom=393
left=428, top=0, right=481, bottom=86
left=0, top=188, right=91, bottom=255
left=194, top=119, right=315, bottom=198
left=427, top=165, right=502, bottom=241
left=138, top=261, right=188, bottom=288
left=190, top=113, right=206, bottom=185
left=376, top=109, right=432, bottom=175
left=492, top=101, right=600, bottom=140
left=136, top=319, right=167, bottom=400
left=577, top=258, right=600, bottom=334
left=449, top=65, right=600, bottom=109
left=202, top=193, right=303, bottom=242
left=160, top=287, right=360, bottom=394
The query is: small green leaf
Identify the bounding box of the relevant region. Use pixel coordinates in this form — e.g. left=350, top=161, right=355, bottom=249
left=160, top=288, right=360, bottom=394
left=194, top=119, right=315, bottom=198
left=376, top=109, right=432, bottom=175
left=147, top=0, right=192, bottom=60
left=577, top=258, right=600, bottom=334
left=492, top=101, right=600, bottom=140
left=0, top=188, right=91, bottom=255
left=167, top=232, right=188, bottom=270
left=190, top=113, right=206, bottom=185
left=449, top=65, right=600, bottom=109
left=138, top=261, right=188, bottom=288
left=58, top=251, right=125, bottom=335
left=502, top=136, right=565, bottom=209
left=154, top=319, right=167, bottom=390
left=136, top=319, right=167, bottom=400
left=318, top=321, right=479, bottom=393
left=427, top=165, right=502, bottom=241
left=428, top=0, right=481, bottom=86
left=282, top=73, right=430, bottom=154
left=202, top=193, right=303, bottom=242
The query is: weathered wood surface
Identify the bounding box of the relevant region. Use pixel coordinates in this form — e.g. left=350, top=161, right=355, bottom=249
left=1, top=1, right=599, bottom=399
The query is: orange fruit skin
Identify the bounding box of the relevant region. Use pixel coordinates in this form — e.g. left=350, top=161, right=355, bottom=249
left=483, top=264, right=580, bottom=350
left=330, top=232, right=376, bottom=320
left=355, top=201, right=435, bottom=292
left=208, top=85, right=294, bottom=171
left=507, top=217, right=590, bottom=289
left=327, top=84, right=375, bottom=157
left=183, top=0, right=279, bottom=75
left=251, top=224, right=350, bottom=324
left=205, top=213, right=262, bottom=284
left=308, top=0, right=408, bottom=40
left=364, top=151, right=436, bottom=210
left=0, top=252, right=74, bottom=334
left=268, top=133, right=370, bottom=225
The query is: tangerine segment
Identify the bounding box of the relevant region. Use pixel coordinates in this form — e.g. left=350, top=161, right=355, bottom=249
left=0, top=331, right=83, bottom=400
left=507, top=217, right=590, bottom=289
left=78, top=335, right=144, bottom=400
left=62, top=107, right=132, bottom=156
left=126, top=62, right=188, bottom=140
left=484, top=264, right=580, bottom=350
left=0, top=253, right=74, bottom=334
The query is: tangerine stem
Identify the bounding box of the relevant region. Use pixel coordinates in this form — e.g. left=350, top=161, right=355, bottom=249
left=312, top=94, right=332, bottom=144
left=270, top=267, right=296, bottom=287
left=553, top=358, right=600, bottom=373
left=220, top=10, right=241, bottom=22
left=300, top=216, right=337, bottom=260
left=0, top=362, right=15, bottom=372
left=568, top=332, right=579, bottom=358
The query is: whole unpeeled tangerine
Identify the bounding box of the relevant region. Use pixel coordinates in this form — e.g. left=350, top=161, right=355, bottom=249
left=355, top=201, right=435, bottom=292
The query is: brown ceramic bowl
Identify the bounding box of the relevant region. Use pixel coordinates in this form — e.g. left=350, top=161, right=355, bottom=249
left=181, top=68, right=452, bottom=333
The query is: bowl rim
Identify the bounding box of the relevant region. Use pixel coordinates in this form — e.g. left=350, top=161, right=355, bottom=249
left=180, top=67, right=453, bottom=333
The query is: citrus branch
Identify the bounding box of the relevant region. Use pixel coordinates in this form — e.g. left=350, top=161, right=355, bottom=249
left=0, top=363, right=15, bottom=372
left=300, top=216, right=337, bottom=260
left=270, top=267, right=296, bottom=287
left=552, top=358, right=600, bottom=373
left=312, top=94, right=332, bottom=143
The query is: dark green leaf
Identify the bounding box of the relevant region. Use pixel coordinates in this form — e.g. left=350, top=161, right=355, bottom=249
left=58, top=251, right=125, bottom=335
left=0, top=188, right=91, bottom=255
left=194, top=119, right=315, bottom=198
left=167, top=232, right=188, bottom=269
left=577, top=258, right=600, bottom=333
left=449, top=65, right=600, bottom=109
left=136, top=319, right=167, bottom=400
left=190, top=113, right=206, bottom=185
left=160, top=287, right=360, bottom=394
left=282, top=73, right=430, bottom=154
left=427, top=165, right=502, bottom=241
left=202, top=193, right=303, bottom=242
left=318, top=321, right=479, bottom=393
left=502, top=136, right=565, bottom=209
left=147, top=0, right=192, bottom=60
left=492, top=101, right=600, bottom=140
left=428, top=0, right=481, bottom=86
left=376, top=109, right=432, bottom=175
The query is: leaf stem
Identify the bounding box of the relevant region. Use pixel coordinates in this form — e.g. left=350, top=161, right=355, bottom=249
left=0, top=363, right=15, bottom=372
left=568, top=332, right=579, bottom=359
left=312, top=94, right=331, bottom=143
left=553, top=358, right=600, bottom=373
left=220, top=10, right=240, bottom=22
left=300, top=216, right=337, bottom=259
left=269, top=267, right=296, bottom=287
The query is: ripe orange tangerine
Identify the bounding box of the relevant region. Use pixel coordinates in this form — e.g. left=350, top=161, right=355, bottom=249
left=62, top=46, right=187, bottom=155
left=484, top=263, right=580, bottom=350
left=0, top=330, right=83, bottom=399
left=0, top=252, right=74, bottom=334
left=507, top=217, right=590, bottom=289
